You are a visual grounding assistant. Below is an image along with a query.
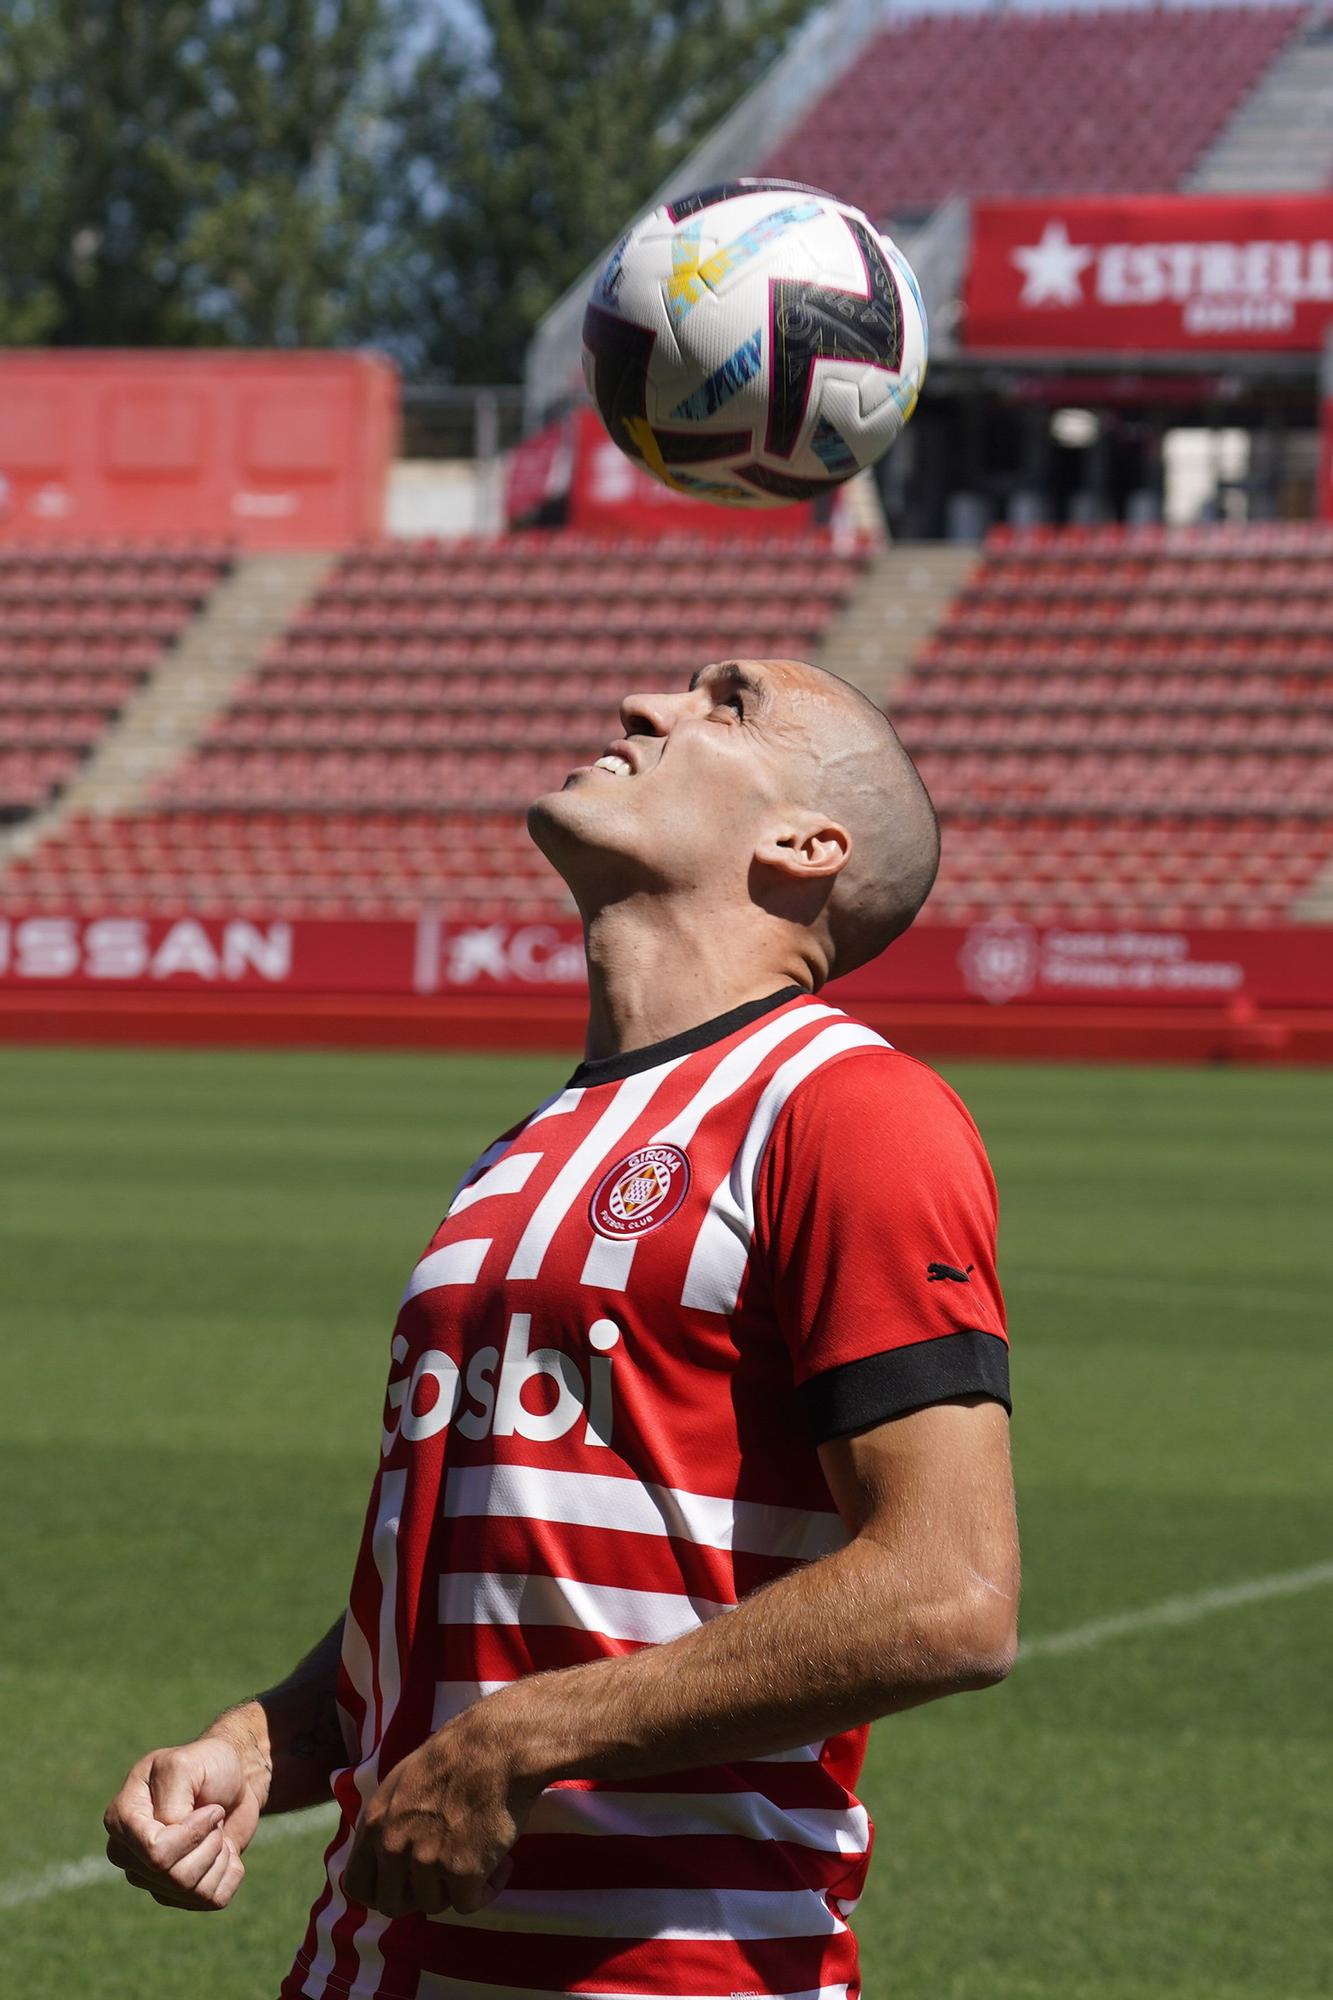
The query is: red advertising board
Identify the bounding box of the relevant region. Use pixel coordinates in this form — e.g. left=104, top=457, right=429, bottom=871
left=0, top=914, right=418, bottom=992
left=0, top=350, right=398, bottom=546
left=964, top=196, right=1333, bottom=354
left=562, top=408, right=822, bottom=540
left=1321, top=337, right=1333, bottom=522
left=834, top=920, right=1333, bottom=1011
left=504, top=413, right=576, bottom=527
left=4, top=911, right=1330, bottom=1010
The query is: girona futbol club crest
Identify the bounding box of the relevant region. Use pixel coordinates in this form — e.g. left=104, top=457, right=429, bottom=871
left=590, top=1144, right=691, bottom=1240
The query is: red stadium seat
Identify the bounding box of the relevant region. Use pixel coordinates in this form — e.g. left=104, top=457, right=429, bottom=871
left=759, top=6, right=1303, bottom=212
left=4, top=528, right=1331, bottom=928
left=863, top=523, right=1333, bottom=925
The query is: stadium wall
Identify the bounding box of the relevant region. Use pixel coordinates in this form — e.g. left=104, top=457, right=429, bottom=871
left=0, top=352, right=397, bottom=546
left=4, top=913, right=1331, bottom=1063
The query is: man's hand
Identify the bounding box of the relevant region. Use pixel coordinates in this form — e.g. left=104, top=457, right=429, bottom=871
left=103, top=1619, right=343, bottom=1916
left=103, top=1734, right=264, bottom=1912
left=343, top=1703, right=540, bottom=1919
left=346, top=1400, right=1016, bottom=1927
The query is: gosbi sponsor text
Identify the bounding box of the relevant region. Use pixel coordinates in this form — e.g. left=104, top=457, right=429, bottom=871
left=382, top=1313, right=621, bottom=1455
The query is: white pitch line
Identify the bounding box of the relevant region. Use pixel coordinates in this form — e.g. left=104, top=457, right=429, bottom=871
left=0, top=1801, right=337, bottom=1914
left=1019, top=1558, right=1333, bottom=1660
left=0, top=1856, right=110, bottom=1910
left=7, top=1559, right=1333, bottom=1914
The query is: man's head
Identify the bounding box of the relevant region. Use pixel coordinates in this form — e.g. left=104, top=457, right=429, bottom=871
left=529, top=656, right=939, bottom=986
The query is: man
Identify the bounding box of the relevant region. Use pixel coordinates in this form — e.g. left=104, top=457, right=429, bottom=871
left=106, top=656, right=1019, bottom=2000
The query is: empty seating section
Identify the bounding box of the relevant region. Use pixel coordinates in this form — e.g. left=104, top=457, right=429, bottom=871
left=8, top=528, right=1333, bottom=929
left=157, top=538, right=855, bottom=811
left=4, top=813, right=564, bottom=922
left=0, top=543, right=230, bottom=817
left=1, top=536, right=864, bottom=918
left=892, top=524, right=1333, bottom=928
left=761, top=6, right=1303, bottom=214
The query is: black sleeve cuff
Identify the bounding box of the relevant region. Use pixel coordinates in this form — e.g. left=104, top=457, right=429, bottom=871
left=797, top=1328, right=1012, bottom=1444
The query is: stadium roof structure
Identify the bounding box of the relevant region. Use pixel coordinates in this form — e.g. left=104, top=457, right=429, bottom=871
left=525, top=0, right=1330, bottom=419
left=525, top=0, right=896, bottom=420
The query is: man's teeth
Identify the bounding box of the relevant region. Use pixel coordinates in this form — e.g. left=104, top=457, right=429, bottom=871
left=593, top=755, right=632, bottom=776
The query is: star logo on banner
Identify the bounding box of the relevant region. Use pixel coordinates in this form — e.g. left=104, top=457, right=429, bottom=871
left=1011, top=219, right=1095, bottom=307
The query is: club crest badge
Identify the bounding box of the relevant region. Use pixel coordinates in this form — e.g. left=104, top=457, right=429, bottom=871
left=590, top=1144, right=691, bottom=1240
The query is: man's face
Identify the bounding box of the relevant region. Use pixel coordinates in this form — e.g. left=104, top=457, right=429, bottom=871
left=529, top=658, right=837, bottom=899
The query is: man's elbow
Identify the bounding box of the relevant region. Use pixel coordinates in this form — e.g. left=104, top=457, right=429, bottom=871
left=947, top=1625, right=1018, bottom=1691
left=912, top=1586, right=1019, bottom=1695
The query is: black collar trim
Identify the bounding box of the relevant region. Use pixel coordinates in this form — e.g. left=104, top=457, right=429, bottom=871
left=568, top=986, right=809, bottom=1087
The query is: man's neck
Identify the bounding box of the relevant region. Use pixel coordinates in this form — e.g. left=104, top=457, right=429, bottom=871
left=581, top=897, right=809, bottom=1062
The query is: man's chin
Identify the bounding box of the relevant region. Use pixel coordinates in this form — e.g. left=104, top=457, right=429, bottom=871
left=527, top=779, right=601, bottom=862
left=527, top=780, right=574, bottom=832
left=527, top=781, right=646, bottom=893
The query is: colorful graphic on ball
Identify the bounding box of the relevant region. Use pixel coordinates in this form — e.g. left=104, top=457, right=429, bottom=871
left=590, top=1144, right=692, bottom=1239
left=582, top=178, right=928, bottom=510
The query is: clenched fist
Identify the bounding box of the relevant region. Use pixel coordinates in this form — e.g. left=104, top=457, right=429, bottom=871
left=104, top=1732, right=264, bottom=1912
left=343, top=1699, right=541, bottom=1919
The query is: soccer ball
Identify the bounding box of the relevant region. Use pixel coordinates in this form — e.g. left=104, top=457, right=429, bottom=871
left=582, top=178, right=927, bottom=509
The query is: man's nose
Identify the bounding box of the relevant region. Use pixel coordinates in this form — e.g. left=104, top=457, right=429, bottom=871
left=619, top=688, right=690, bottom=738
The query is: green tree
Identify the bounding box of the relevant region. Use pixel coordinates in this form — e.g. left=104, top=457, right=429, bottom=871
left=379, top=0, right=819, bottom=382
left=0, top=0, right=392, bottom=347
left=0, top=0, right=819, bottom=376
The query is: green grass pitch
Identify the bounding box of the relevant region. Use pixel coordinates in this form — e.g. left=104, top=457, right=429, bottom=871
left=2, top=1043, right=1329, bottom=1999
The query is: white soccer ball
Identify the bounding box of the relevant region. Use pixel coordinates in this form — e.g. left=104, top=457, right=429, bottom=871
left=582, top=178, right=928, bottom=509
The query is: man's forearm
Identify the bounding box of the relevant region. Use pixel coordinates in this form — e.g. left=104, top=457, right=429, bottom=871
left=484, top=1530, right=1016, bottom=1792
left=207, top=1616, right=348, bottom=1816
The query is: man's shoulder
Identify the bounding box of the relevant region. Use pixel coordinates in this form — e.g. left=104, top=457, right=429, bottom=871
left=783, top=1014, right=981, bottom=1137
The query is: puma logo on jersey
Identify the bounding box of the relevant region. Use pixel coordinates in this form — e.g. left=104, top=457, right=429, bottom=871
left=926, top=1261, right=973, bottom=1283
left=382, top=1312, right=619, bottom=1456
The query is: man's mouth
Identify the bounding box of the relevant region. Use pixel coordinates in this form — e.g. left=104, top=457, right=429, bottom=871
left=587, top=737, right=644, bottom=778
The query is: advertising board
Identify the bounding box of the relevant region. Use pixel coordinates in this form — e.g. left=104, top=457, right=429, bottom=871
left=4, top=912, right=1329, bottom=1011
left=965, top=196, right=1333, bottom=354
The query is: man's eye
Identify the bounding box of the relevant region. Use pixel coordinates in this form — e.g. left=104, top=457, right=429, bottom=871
left=716, top=693, right=744, bottom=716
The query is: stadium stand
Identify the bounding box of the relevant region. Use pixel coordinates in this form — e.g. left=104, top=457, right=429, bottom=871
left=759, top=4, right=1307, bottom=216
left=0, top=536, right=866, bottom=918
left=1189, top=6, right=1333, bottom=192
left=5, top=526, right=1332, bottom=935
left=891, top=523, right=1333, bottom=928
left=0, top=544, right=231, bottom=821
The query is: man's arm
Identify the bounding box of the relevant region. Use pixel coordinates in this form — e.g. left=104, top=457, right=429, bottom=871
left=209, top=1615, right=350, bottom=1817
left=345, top=1396, right=1019, bottom=1919
left=103, top=1615, right=347, bottom=1912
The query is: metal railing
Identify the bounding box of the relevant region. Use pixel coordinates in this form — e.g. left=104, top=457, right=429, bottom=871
left=401, top=384, right=527, bottom=461
left=891, top=197, right=971, bottom=358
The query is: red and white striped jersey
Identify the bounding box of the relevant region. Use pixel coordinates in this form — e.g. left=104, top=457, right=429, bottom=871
left=280, top=987, right=1009, bottom=2000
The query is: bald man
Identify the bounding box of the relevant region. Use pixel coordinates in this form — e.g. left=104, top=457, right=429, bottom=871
left=105, top=658, right=1019, bottom=2000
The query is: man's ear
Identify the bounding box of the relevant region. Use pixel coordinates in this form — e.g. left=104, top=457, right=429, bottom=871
left=755, top=816, right=851, bottom=882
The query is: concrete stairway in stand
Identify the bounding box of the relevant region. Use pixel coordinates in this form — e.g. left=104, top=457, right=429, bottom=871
left=1189, top=12, right=1333, bottom=192
left=817, top=541, right=976, bottom=714
left=1289, top=858, right=1333, bottom=922
left=0, top=551, right=334, bottom=869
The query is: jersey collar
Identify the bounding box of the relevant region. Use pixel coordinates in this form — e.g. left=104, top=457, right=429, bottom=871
left=568, top=985, right=809, bottom=1087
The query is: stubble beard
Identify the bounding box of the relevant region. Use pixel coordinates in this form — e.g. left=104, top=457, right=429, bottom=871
left=526, top=784, right=652, bottom=912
